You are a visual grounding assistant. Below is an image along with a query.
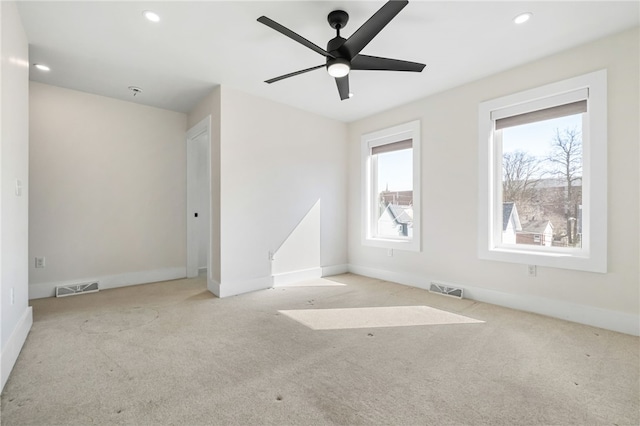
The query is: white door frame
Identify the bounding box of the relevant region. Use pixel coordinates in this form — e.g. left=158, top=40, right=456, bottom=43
left=186, top=116, right=211, bottom=278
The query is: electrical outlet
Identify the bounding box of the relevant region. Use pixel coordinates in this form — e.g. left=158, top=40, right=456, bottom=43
left=35, top=257, right=46, bottom=268
left=527, top=265, right=537, bottom=277
left=387, top=249, right=393, bottom=257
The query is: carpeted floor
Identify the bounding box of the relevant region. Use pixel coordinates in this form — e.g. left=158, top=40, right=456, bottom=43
left=1, top=273, right=638, bottom=425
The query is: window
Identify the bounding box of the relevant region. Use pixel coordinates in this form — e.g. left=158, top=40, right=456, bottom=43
left=478, top=70, right=607, bottom=273
left=361, top=120, right=421, bottom=251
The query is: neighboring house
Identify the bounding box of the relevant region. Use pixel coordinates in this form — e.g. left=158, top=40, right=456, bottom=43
left=378, top=204, right=413, bottom=238
left=503, top=202, right=522, bottom=244
left=517, top=220, right=554, bottom=246
left=513, top=177, right=583, bottom=241
left=379, top=190, right=413, bottom=207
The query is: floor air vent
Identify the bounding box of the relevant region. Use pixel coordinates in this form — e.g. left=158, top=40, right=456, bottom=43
left=56, top=282, right=99, bottom=297
left=429, top=282, right=463, bottom=299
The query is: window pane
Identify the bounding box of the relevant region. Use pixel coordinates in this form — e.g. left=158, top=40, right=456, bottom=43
left=374, top=148, right=413, bottom=239
left=501, top=113, right=583, bottom=248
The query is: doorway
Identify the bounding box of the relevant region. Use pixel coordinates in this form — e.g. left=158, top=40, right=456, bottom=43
left=186, top=116, right=211, bottom=278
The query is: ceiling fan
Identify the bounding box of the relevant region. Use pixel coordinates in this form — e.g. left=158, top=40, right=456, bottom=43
left=257, top=0, right=426, bottom=100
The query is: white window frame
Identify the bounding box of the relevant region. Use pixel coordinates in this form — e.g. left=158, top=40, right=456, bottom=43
left=361, top=120, right=421, bottom=252
left=478, top=70, right=607, bottom=273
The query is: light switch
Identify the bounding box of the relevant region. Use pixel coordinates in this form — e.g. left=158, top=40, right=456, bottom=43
left=15, top=179, right=22, bottom=197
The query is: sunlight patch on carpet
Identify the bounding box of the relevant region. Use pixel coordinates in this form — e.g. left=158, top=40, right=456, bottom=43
left=279, top=306, right=484, bottom=330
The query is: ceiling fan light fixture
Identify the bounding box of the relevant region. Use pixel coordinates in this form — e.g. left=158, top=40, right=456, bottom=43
left=327, top=58, right=350, bottom=78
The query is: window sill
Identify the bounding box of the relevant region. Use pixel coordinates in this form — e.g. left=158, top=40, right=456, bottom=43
left=363, top=237, right=420, bottom=252
left=479, top=246, right=605, bottom=273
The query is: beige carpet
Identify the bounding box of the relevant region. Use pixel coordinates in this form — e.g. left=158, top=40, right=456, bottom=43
left=1, top=273, right=638, bottom=425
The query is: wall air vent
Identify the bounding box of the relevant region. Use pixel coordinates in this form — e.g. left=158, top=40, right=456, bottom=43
left=55, top=282, right=99, bottom=297
left=429, top=282, right=463, bottom=299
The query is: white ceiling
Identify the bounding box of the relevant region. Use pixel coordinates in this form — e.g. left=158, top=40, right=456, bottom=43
left=17, top=1, right=639, bottom=123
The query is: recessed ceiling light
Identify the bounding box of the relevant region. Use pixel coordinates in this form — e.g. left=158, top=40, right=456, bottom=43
left=514, top=12, right=532, bottom=24
left=143, top=10, right=160, bottom=23
left=34, top=64, right=50, bottom=72
left=348, top=92, right=354, bottom=98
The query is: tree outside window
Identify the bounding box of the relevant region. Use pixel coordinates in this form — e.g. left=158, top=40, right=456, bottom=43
left=501, top=114, right=583, bottom=248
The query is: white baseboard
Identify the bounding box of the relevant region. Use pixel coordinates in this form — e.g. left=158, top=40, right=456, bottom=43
left=322, top=264, right=349, bottom=277
left=348, top=264, right=640, bottom=336
left=1, top=306, right=33, bottom=392
left=272, top=267, right=322, bottom=287
left=348, top=264, right=422, bottom=289
left=215, top=264, right=348, bottom=296
left=215, top=264, right=349, bottom=295
left=29, top=267, right=187, bottom=300
left=218, top=275, right=272, bottom=298
left=207, top=277, right=221, bottom=297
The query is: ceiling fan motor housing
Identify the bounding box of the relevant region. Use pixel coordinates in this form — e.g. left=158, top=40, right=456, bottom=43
left=327, top=36, right=348, bottom=59
left=326, top=35, right=350, bottom=77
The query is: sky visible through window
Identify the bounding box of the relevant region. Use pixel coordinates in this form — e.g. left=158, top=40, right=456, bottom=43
left=374, top=114, right=581, bottom=196
left=502, top=114, right=582, bottom=163
left=376, top=149, right=412, bottom=192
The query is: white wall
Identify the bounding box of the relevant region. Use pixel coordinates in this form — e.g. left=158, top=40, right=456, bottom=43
left=347, top=28, right=639, bottom=335
left=217, top=86, right=348, bottom=296
left=29, top=82, right=188, bottom=298
left=1, top=0, right=32, bottom=391
left=272, top=200, right=321, bottom=284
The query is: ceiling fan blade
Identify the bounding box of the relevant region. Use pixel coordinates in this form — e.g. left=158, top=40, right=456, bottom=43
left=335, top=75, right=350, bottom=100
left=258, top=16, right=335, bottom=58
left=342, top=0, right=408, bottom=58
left=265, top=64, right=325, bottom=84
left=351, top=54, right=425, bottom=72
